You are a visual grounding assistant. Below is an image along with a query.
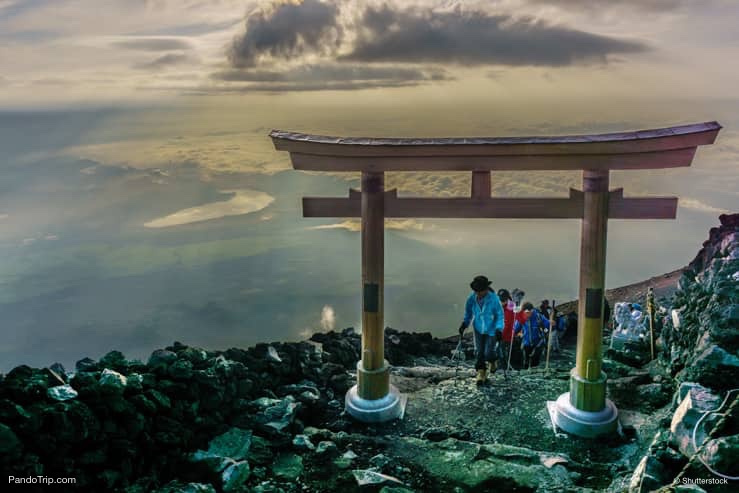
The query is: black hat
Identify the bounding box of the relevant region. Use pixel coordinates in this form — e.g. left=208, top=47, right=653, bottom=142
left=470, top=275, right=492, bottom=291
left=511, top=288, right=525, bottom=303
left=497, top=288, right=511, bottom=301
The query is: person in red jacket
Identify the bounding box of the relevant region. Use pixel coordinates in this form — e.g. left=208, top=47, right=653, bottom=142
left=497, top=289, right=515, bottom=369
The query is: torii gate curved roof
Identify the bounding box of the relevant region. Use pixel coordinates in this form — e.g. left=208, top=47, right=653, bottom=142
left=270, top=121, right=721, bottom=171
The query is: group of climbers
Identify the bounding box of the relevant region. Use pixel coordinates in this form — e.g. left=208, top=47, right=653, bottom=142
left=458, top=275, right=573, bottom=385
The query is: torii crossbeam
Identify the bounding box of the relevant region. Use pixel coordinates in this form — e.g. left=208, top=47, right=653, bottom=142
left=270, top=121, right=721, bottom=436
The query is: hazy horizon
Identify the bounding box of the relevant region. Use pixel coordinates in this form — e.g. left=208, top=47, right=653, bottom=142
left=1, top=1, right=737, bottom=370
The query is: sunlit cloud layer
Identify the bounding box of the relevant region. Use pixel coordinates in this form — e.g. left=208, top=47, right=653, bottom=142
left=308, top=219, right=433, bottom=233
left=679, top=198, right=731, bottom=215
left=143, top=189, right=274, bottom=228
left=320, top=304, right=335, bottom=331
left=62, top=133, right=285, bottom=175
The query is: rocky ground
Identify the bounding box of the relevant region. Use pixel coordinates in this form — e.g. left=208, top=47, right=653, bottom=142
left=1, top=214, right=736, bottom=492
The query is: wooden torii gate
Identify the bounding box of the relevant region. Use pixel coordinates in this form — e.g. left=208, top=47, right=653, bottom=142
left=270, top=121, right=720, bottom=436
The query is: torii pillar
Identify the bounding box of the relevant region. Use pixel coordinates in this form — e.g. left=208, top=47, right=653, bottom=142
left=343, top=171, right=405, bottom=421
left=550, top=169, right=618, bottom=436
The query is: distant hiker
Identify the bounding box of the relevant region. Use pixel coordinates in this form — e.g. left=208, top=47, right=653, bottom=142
left=539, top=299, right=552, bottom=319
left=514, top=302, right=551, bottom=368
left=511, top=288, right=525, bottom=306
left=459, top=275, right=505, bottom=385
left=498, top=289, right=516, bottom=368
left=603, top=298, right=612, bottom=330
left=565, top=311, right=578, bottom=339
left=549, top=311, right=567, bottom=353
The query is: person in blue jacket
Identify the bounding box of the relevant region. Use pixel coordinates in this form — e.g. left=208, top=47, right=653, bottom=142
left=458, top=275, right=505, bottom=385
left=514, top=301, right=551, bottom=368
left=550, top=311, right=567, bottom=353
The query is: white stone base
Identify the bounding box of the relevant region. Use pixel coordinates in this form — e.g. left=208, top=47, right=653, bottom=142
left=345, top=384, right=406, bottom=423
left=548, top=392, right=619, bottom=438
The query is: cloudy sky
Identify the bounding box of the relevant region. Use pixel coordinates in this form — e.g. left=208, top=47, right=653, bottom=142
left=1, top=0, right=739, bottom=104
left=0, top=0, right=738, bottom=369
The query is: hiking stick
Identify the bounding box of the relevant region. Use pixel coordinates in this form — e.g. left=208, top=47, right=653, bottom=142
left=647, top=288, right=655, bottom=361
left=545, top=300, right=555, bottom=372
left=497, top=339, right=507, bottom=380
left=507, top=303, right=518, bottom=372
left=452, top=335, right=465, bottom=386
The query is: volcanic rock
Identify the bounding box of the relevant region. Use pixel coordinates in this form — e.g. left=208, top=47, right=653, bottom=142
left=47, top=384, right=78, bottom=402
left=701, top=434, right=739, bottom=477
left=271, top=453, right=303, bottom=481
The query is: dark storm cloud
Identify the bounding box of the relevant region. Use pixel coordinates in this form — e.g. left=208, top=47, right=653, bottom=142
left=342, top=4, right=648, bottom=66
left=113, top=38, right=193, bottom=51
left=228, top=0, right=342, bottom=68
left=212, top=63, right=449, bottom=83
left=133, top=53, right=193, bottom=70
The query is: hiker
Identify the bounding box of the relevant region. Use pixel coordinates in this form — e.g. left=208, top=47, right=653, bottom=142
left=458, top=275, right=505, bottom=385
left=539, top=299, right=552, bottom=319
left=511, top=288, right=525, bottom=306
left=565, top=311, right=578, bottom=339
left=514, top=302, right=551, bottom=368
left=549, top=311, right=567, bottom=353
left=498, top=289, right=516, bottom=368
left=604, top=298, right=612, bottom=328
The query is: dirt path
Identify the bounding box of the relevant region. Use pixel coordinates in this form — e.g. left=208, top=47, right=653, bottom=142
left=384, top=345, right=665, bottom=491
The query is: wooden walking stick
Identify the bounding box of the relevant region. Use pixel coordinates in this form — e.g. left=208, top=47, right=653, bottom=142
left=545, top=300, right=555, bottom=372
left=647, top=288, right=656, bottom=360
left=507, top=303, right=518, bottom=372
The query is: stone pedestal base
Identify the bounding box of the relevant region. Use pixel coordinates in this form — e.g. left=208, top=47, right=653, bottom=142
left=550, top=392, right=619, bottom=438
left=345, top=384, right=406, bottom=423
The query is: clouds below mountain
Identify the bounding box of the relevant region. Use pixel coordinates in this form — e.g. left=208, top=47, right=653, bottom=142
left=144, top=189, right=275, bottom=228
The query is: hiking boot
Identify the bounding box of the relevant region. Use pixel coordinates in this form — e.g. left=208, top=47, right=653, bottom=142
left=487, top=361, right=497, bottom=375
left=476, top=369, right=487, bottom=385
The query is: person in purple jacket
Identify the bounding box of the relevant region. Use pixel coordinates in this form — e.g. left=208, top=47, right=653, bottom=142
left=458, top=275, right=505, bottom=385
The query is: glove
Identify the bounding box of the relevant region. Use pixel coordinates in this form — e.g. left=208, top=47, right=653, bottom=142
left=495, top=331, right=502, bottom=342
left=458, top=322, right=467, bottom=336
